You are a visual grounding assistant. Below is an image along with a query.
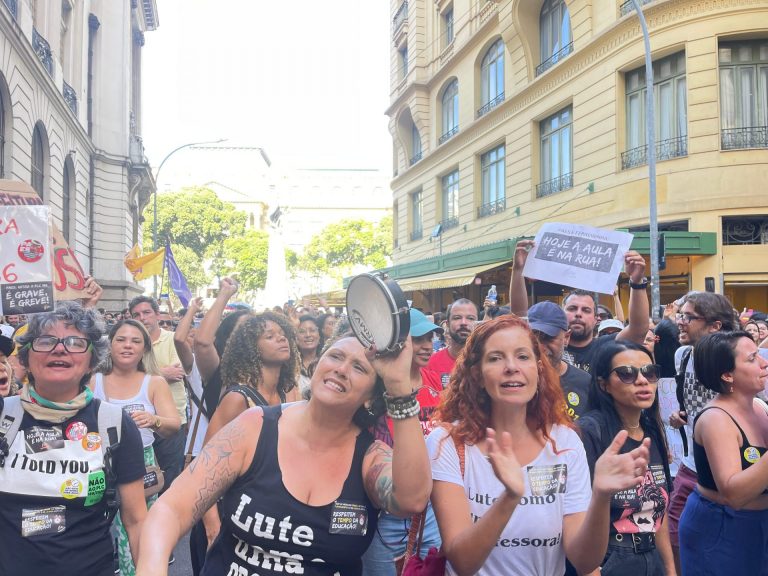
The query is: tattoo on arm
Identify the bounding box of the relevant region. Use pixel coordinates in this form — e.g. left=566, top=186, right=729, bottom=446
left=364, top=441, right=402, bottom=516
left=188, top=418, right=246, bottom=523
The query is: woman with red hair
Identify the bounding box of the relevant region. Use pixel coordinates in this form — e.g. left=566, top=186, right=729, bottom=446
left=427, top=315, right=651, bottom=575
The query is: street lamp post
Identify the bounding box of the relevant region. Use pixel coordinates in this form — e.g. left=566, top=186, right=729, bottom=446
left=152, top=138, right=226, bottom=296
left=629, top=0, right=661, bottom=322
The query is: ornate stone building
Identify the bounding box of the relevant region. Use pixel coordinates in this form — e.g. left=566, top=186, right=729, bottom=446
left=0, top=0, right=157, bottom=306
left=386, top=0, right=768, bottom=312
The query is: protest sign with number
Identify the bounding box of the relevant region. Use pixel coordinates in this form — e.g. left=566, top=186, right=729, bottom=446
left=523, top=222, right=634, bottom=294
left=0, top=204, right=55, bottom=314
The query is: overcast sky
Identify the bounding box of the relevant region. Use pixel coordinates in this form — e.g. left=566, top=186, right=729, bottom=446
left=142, top=0, right=393, bottom=178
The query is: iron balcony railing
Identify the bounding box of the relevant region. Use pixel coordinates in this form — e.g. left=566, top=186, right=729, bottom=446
left=536, top=42, right=574, bottom=76
left=438, top=126, right=459, bottom=145
left=32, top=28, right=53, bottom=77
left=536, top=172, right=573, bottom=198
left=393, top=1, right=408, bottom=37
left=620, top=0, right=654, bottom=17
left=621, top=135, right=688, bottom=170
left=478, top=198, right=506, bottom=218
left=3, top=0, right=17, bottom=19
left=477, top=92, right=505, bottom=118
left=721, top=126, right=768, bottom=150
left=409, top=151, right=422, bottom=165
left=410, top=228, right=423, bottom=241
left=440, top=216, right=459, bottom=231
left=63, top=81, right=78, bottom=116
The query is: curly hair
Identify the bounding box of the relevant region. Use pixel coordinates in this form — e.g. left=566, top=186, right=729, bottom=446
left=435, top=315, right=571, bottom=447
left=220, top=311, right=300, bottom=397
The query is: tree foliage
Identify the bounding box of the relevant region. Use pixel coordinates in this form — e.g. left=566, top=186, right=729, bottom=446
left=221, top=229, right=270, bottom=292
left=300, top=216, right=392, bottom=276
left=142, top=187, right=247, bottom=257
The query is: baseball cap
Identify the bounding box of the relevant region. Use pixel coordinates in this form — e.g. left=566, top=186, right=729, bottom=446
left=409, top=308, right=443, bottom=338
left=598, top=318, right=625, bottom=334
left=527, top=301, right=568, bottom=338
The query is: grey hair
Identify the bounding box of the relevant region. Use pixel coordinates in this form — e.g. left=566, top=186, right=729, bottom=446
left=16, top=301, right=109, bottom=372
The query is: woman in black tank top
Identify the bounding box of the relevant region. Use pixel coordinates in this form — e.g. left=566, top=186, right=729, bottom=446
left=679, top=331, right=768, bottom=575
left=136, top=333, right=431, bottom=576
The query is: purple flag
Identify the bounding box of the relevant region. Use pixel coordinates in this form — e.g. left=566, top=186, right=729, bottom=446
left=164, top=242, right=192, bottom=307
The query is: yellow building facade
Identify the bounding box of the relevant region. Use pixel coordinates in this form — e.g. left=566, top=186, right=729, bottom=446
left=385, top=0, right=768, bottom=313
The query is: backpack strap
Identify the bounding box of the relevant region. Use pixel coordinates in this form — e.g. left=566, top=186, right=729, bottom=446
left=95, top=398, right=123, bottom=523
left=0, top=396, right=24, bottom=467
left=675, top=346, right=692, bottom=457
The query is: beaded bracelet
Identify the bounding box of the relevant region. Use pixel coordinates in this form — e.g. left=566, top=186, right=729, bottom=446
left=384, top=390, right=420, bottom=420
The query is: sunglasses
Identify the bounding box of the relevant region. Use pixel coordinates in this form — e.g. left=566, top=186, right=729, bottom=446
left=609, top=364, right=661, bottom=384
left=158, top=320, right=175, bottom=327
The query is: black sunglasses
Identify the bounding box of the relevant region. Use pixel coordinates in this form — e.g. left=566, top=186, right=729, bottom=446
left=158, top=320, right=175, bottom=327
left=609, top=364, right=661, bottom=384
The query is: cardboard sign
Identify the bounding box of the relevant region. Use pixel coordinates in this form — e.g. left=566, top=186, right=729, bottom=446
left=523, top=222, right=634, bottom=294
left=0, top=180, right=88, bottom=302
left=0, top=205, right=54, bottom=314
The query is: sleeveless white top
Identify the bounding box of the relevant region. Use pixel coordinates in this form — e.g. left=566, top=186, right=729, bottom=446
left=94, top=372, right=156, bottom=448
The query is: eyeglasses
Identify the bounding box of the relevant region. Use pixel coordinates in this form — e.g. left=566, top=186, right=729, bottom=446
left=609, top=364, right=661, bottom=384
left=31, top=336, right=91, bottom=353
left=158, top=320, right=175, bottom=328
left=676, top=312, right=705, bottom=325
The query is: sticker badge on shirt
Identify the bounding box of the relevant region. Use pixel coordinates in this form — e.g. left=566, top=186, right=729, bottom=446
left=24, top=426, right=64, bottom=454
left=65, top=421, right=88, bottom=441
left=85, top=471, right=106, bottom=506
left=82, top=433, right=101, bottom=452
left=528, top=464, right=568, bottom=496
left=329, top=501, right=368, bottom=536
left=744, top=446, right=761, bottom=464
left=60, top=478, right=85, bottom=499
left=567, top=392, right=580, bottom=407
left=124, top=403, right=145, bottom=415
left=21, top=505, right=66, bottom=538
left=441, top=374, right=450, bottom=388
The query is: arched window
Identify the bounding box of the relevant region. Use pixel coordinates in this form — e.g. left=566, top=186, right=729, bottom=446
left=479, top=40, right=504, bottom=116
left=62, top=155, right=75, bottom=242
left=538, top=0, right=572, bottom=74
left=31, top=122, right=48, bottom=199
left=440, top=80, right=459, bottom=143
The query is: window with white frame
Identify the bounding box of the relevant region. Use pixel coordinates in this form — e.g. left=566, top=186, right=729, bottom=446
left=440, top=80, right=459, bottom=143
left=538, top=0, right=572, bottom=76
left=410, top=190, right=423, bottom=240
left=538, top=106, right=572, bottom=197
left=479, top=144, right=505, bottom=217
left=719, top=40, right=768, bottom=150
left=623, top=51, right=687, bottom=169
left=443, top=7, right=454, bottom=46
left=441, top=170, right=459, bottom=228
left=479, top=40, right=504, bottom=117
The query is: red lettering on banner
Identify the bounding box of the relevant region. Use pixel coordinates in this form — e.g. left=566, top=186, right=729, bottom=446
left=53, top=247, right=86, bottom=291
left=0, top=218, right=19, bottom=235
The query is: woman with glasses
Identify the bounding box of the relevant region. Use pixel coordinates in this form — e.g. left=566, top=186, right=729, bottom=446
left=678, top=331, right=768, bottom=575
left=92, top=319, right=181, bottom=576
left=0, top=302, right=146, bottom=576
left=578, top=340, right=675, bottom=576
left=427, top=316, right=650, bottom=576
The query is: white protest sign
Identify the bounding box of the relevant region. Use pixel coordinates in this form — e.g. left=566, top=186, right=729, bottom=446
left=523, top=222, right=634, bottom=294
left=0, top=205, right=55, bottom=314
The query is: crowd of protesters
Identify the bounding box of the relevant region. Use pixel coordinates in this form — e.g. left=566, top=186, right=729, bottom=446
left=1, top=243, right=767, bottom=576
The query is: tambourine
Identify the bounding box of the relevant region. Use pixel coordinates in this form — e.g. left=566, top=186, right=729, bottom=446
left=346, top=273, right=410, bottom=355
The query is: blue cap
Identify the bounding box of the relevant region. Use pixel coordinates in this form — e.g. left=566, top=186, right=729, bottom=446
left=527, top=301, right=568, bottom=338
left=409, top=308, right=443, bottom=337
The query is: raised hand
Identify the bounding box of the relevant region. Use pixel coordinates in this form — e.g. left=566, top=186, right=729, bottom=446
left=592, top=430, right=650, bottom=496
left=513, top=240, right=535, bottom=270
left=486, top=428, right=525, bottom=500
left=368, top=336, right=414, bottom=397
left=219, top=277, right=239, bottom=300
left=623, top=250, right=647, bottom=283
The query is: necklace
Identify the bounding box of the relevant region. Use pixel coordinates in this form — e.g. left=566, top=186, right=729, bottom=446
left=624, top=422, right=641, bottom=430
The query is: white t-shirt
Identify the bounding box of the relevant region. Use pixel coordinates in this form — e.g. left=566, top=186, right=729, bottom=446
left=184, top=360, right=209, bottom=457
left=426, top=424, right=591, bottom=576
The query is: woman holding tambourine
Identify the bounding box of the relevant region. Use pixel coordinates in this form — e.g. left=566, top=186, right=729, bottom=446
left=136, top=274, right=431, bottom=576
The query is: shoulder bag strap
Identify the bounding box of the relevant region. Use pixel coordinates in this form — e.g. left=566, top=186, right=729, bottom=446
left=184, top=402, right=204, bottom=462
left=675, top=347, right=692, bottom=457
left=0, top=396, right=23, bottom=467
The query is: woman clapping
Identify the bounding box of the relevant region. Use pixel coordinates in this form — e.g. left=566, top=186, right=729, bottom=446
left=428, top=316, right=650, bottom=576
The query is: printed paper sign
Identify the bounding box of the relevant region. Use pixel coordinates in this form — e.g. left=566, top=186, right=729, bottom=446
left=0, top=179, right=88, bottom=302
left=523, top=222, right=634, bottom=294
left=0, top=205, right=55, bottom=314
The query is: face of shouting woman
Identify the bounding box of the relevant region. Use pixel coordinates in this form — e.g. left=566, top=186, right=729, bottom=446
left=480, top=327, right=541, bottom=408
left=27, top=321, right=93, bottom=402
left=310, top=337, right=377, bottom=414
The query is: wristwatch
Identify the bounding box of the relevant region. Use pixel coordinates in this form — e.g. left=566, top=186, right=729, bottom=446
left=629, top=277, right=649, bottom=290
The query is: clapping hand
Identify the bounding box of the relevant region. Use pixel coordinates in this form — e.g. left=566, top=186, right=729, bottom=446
left=593, top=430, right=650, bottom=496
left=486, top=428, right=525, bottom=500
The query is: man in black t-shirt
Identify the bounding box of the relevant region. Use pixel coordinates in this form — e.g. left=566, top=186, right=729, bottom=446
left=509, top=241, right=650, bottom=376
left=528, top=301, right=592, bottom=419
